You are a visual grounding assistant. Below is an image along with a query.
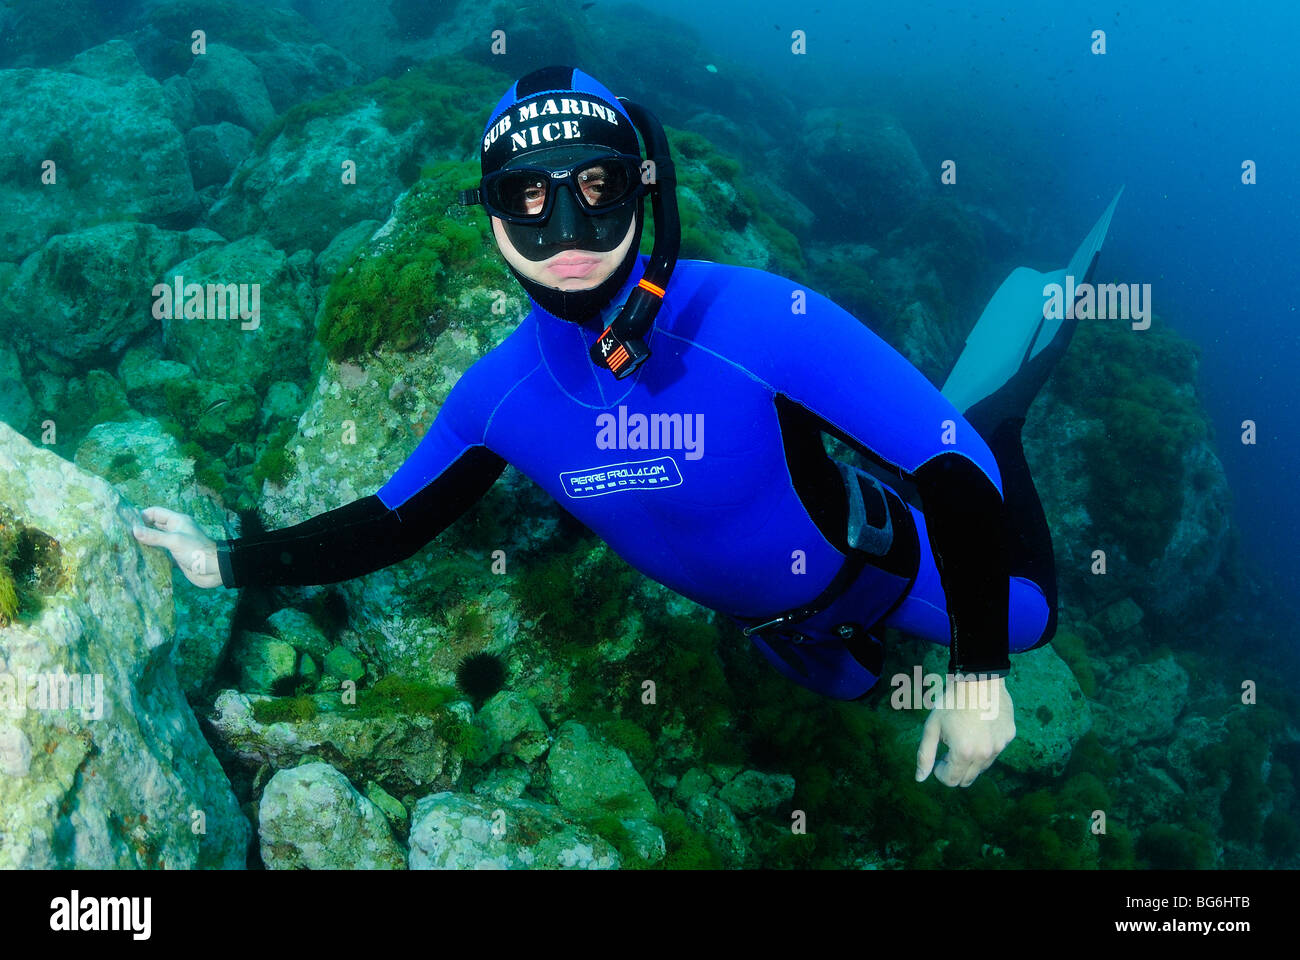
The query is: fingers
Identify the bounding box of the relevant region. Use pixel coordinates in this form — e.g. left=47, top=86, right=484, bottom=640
left=915, top=710, right=941, bottom=782
left=131, top=521, right=186, bottom=556
left=140, top=506, right=200, bottom=537
left=934, top=752, right=969, bottom=787
left=959, top=759, right=988, bottom=788
left=930, top=741, right=998, bottom=788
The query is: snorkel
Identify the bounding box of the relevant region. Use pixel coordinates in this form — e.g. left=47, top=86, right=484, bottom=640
left=588, top=97, right=680, bottom=380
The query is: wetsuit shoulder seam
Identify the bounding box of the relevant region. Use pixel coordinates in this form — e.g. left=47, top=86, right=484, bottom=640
left=484, top=358, right=544, bottom=445
left=656, top=328, right=776, bottom=392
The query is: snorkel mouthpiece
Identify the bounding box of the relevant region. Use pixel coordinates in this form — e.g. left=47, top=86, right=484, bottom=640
left=591, top=276, right=664, bottom=379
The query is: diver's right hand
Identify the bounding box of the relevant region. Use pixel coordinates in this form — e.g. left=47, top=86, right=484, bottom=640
left=132, top=506, right=223, bottom=588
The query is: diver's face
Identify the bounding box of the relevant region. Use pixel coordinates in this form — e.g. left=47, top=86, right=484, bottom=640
left=491, top=215, right=637, bottom=291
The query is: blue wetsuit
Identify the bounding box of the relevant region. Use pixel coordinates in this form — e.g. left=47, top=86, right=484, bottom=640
left=218, top=253, right=1052, bottom=699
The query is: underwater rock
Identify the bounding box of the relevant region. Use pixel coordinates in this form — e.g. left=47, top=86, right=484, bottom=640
left=471, top=766, right=531, bottom=804
left=1, top=223, right=223, bottom=364
left=1116, top=763, right=1189, bottom=827
left=0, top=43, right=198, bottom=261
left=74, top=417, right=240, bottom=694
left=260, top=380, right=307, bottom=429
left=364, top=779, right=409, bottom=834
left=0, top=347, right=34, bottom=434
left=161, top=75, right=198, bottom=132
left=1092, top=597, right=1145, bottom=638
left=669, top=127, right=805, bottom=276
left=1021, top=395, right=1102, bottom=609
left=717, top=769, right=796, bottom=815
left=1147, top=440, right=1234, bottom=618
left=255, top=305, right=549, bottom=685
left=673, top=766, right=715, bottom=804
left=259, top=761, right=406, bottom=870
left=0, top=422, right=248, bottom=867
left=684, top=793, right=747, bottom=868
left=249, top=39, right=365, bottom=114
left=185, top=122, right=255, bottom=190
left=209, top=689, right=460, bottom=797
left=796, top=108, right=931, bottom=240
left=207, top=99, right=423, bottom=253
left=619, top=818, right=667, bottom=864
left=116, top=346, right=195, bottom=412
left=323, top=645, right=365, bottom=683
left=314, top=219, right=381, bottom=288
left=233, top=633, right=298, bottom=694
left=266, top=607, right=333, bottom=661
left=186, top=44, right=275, bottom=133
left=896, top=299, right=956, bottom=383
left=159, top=236, right=315, bottom=392
left=408, top=791, right=620, bottom=870
left=478, top=690, right=550, bottom=763
left=1166, top=714, right=1227, bottom=789
left=546, top=721, right=658, bottom=822
left=1092, top=654, right=1189, bottom=748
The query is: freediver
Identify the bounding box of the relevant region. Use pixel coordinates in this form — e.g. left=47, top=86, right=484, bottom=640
left=134, top=66, right=1122, bottom=789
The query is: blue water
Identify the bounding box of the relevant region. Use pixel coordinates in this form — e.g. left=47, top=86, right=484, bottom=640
left=650, top=0, right=1300, bottom=606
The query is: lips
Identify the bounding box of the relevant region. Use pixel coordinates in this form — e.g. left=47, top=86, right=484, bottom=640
left=549, top=254, right=601, bottom=279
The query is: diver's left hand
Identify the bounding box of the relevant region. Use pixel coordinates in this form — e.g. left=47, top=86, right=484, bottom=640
left=915, top=674, right=1015, bottom=788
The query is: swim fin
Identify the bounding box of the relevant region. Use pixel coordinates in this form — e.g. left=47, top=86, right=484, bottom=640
left=941, top=187, right=1124, bottom=436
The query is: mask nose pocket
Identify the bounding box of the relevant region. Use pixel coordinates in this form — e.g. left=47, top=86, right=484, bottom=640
left=835, top=461, right=894, bottom=558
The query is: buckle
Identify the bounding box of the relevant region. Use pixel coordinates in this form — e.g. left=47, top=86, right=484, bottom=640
left=741, top=614, right=793, bottom=637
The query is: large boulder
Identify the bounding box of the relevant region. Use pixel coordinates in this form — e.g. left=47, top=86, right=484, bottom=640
left=408, top=792, right=620, bottom=870
left=794, top=108, right=932, bottom=240
left=186, top=44, right=275, bottom=133
left=185, top=122, right=255, bottom=190
left=208, top=689, right=466, bottom=797
left=0, top=40, right=198, bottom=262
left=159, top=236, right=316, bottom=392
left=1092, top=654, right=1189, bottom=749
left=258, top=761, right=406, bottom=869
left=0, top=347, right=34, bottom=434
left=207, top=100, right=426, bottom=253
left=0, top=223, right=224, bottom=364
left=73, top=418, right=241, bottom=695
left=1147, top=440, right=1234, bottom=617
left=0, top=421, right=248, bottom=867
left=546, top=721, right=658, bottom=822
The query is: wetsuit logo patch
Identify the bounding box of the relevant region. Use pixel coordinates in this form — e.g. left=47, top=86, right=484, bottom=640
left=560, top=456, right=682, bottom=498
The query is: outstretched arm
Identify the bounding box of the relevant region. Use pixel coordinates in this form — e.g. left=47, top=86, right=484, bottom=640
left=216, top=445, right=505, bottom=587
left=217, top=359, right=509, bottom=589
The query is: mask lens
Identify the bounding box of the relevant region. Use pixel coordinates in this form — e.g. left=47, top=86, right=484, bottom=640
left=575, top=159, right=635, bottom=210
left=488, top=169, right=551, bottom=219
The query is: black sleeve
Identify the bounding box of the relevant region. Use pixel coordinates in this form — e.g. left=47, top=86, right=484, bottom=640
left=215, top=446, right=507, bottom=588
left=911, top=453, right=1012, bottom=677
left=794, top=401, right=1011, bottom=677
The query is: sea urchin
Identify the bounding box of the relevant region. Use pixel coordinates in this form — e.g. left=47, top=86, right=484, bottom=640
left=455, top=651, right=507, bottom=705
